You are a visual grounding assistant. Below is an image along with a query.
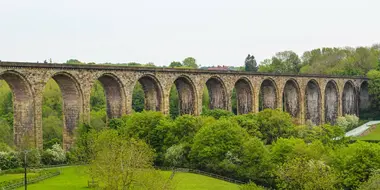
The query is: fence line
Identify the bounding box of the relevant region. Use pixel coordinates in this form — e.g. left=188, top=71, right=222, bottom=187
left=1, top=171, right=60, bottom=190
left=161, top=167, right=245, bottom=185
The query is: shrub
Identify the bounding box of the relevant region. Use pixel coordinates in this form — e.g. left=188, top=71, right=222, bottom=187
left=331, top=141, right=380, bottom=189
left=358, top=170, right=380, bottom=190
left=164, top=144, right=186, bottom=168
left=190, top=118, right=249, bottom=175
left=336, top=114, right=359, bottom=131
left=20, top=148, right=41, bottom=167
left=0, top=142, right=13, bottom=152
left=201, top=109, right=234, bottom=119
left=239, top=182, right=265, bottom=190
left=232, top=114, right=262, bottom=138
left=0, top=151, right=21, bottom=170
left=122, top=111, right=166, bottom=141
left=41, top=144, right=66, bottom=165
left=276, top=158, right=338, bottom=190
left=43, top=138, right=60, bottom=150
left=256, top=109, right=294, bottom=144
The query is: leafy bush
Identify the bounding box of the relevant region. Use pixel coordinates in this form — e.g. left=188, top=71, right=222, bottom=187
left=336, top=114, right=359, bottom=131
left=358, top=170, right=380, bottom=190
left=232, top=114, right=262, bottom=138
left=24, top=148, right=41, bottom=167
left=190, top=118, right=249, bottom=175
left=238, top=137, right=272, bottom=185
left=276, top=158, right=338, bottom=190
left=239, top=182, right=265, bottom=190
left=0, top=151, right=21, bottom=170
left=201, top=109, right=234, bottom=119
left=122, top=111, right=166, bottom=141
left=256, top=109, right=294, bottom=144
left=0, top=142, right=13, bottom=152
left=43, top=138, right=60, bottom=150
left=164, top=144, right=186, bottom=168
left=331, top=141, right=380, bottom=189
left=41, top=144, right=66, bottom=165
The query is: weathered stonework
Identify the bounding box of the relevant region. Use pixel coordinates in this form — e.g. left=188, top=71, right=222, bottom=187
left=0, top=62, right=368, bottom=150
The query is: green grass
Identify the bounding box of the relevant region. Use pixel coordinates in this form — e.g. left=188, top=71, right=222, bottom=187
left=16, top=166, right=89, bottom=190
left=172, top=172, right=240, bottom=190
left=1, top=166, right=239, bottom=190
left=0, top=173, right=37, bottom=181
left=355, top=125, right=380, bottom=140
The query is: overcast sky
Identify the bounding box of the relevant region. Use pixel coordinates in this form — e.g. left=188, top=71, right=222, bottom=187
left=0, top=0, right=379, bottom=66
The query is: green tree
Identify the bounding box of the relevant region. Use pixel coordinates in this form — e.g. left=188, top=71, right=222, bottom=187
left=256, top=109, right=294, bottom=144
left=232, top=114, right=262, bottom=138
left=367, top=69, right=380, bottom=111
left=238, top=137, right=272, bottom=185
left=190, top=118, right=249, bottom=174
left=245, top=54, right=258, bottom=72
left=65, top=59, right=83, bottom=64
left=331, top=141, right=380, bottom=189
left=132, top=82, right=145, bottom=112
left=201, top=109, right=234, bottom=119
left=169, top=61, right=182, bottom=68
left=0, top=118, right=12, bottom=146
left=276, top=158, right=338, bottom=190
left=122, top=111, right=166, bottom=142
left=182, top=57, right=198, bottom=68
left=258, top=51, right=300, bottom=74
left=90, top=81, right=106, bottom=112
left=89, top=129, right=172, bottom=189
left=358, top=170, right=380, bottom=190
left=169, top=85, right=179, bottom=118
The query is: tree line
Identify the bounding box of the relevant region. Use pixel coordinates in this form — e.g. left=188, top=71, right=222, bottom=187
left=0, top=44, right=380, bottom=188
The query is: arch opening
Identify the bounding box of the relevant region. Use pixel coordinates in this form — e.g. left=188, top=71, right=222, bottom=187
left=97, top=74, right=124, bottom=119
left=342, top=81, right=356, bottom=115
left=234, top=78, right=253, bottom=114
left=42, top=79, right=64, bottom=149
left=324, top=81, right=339, bottom=124
left=134, top=75, right=162, bottom=112
left=305, top=80, right=321, bottom=125
left=282, top=79, right=300, bottom=118
left=359, top=81, right=370, bottom=116
left=0, top=72, right=34, bottom=147
left=169, top=76, right=196, bottom=117
left=52, top=73, right=83, bottom=150
left=205, top=77, right=227, bottom=110
left=259, top=79, right=277, bottom=110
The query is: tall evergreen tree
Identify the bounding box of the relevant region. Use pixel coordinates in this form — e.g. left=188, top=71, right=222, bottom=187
left=245, top=54, right=258, bottom=72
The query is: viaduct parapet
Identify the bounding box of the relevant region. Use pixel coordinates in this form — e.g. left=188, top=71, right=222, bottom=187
left=0, top=62, right=369, bottom=149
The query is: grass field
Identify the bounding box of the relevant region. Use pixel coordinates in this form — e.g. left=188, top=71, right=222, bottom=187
left=0, top=173, right=37, bottom=182
left=355, top=125, right=380, bottom=140
left=1, top=166, right=239, bottom=190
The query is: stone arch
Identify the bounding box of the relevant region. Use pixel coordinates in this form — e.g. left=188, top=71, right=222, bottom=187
left=342, top=80, right=356, bottom=115
left=282, top=78, right=300, bottom=118
left=305, top=79, right=321, bottom=125
left=324, top=80, right=339, bottom=124
left=0, top=70, right=35, bottom=147
left=96, top=73, right=125, bottom=118
left=205, top=76, right=228, bottom=110
left=359, top=81, right=370, bottom=114
left=259, top=78, right=278, bottom=110
left=173, top=75, right=197, bottom=115
left=234, top=77, right=253, bottom=114
left=137, top=74, right=163, bottom=111
left=51, top=72, right=83, bottom=150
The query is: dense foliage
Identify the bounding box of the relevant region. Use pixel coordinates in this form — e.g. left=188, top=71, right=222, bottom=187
left=0, top=45, right=380, bottom=188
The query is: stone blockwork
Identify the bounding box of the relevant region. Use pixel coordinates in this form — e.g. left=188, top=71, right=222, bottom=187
left=0, top=62, right=368, bottom=150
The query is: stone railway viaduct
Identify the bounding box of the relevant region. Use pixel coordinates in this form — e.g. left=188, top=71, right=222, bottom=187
left=0, top=62, right=369, bottom=150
